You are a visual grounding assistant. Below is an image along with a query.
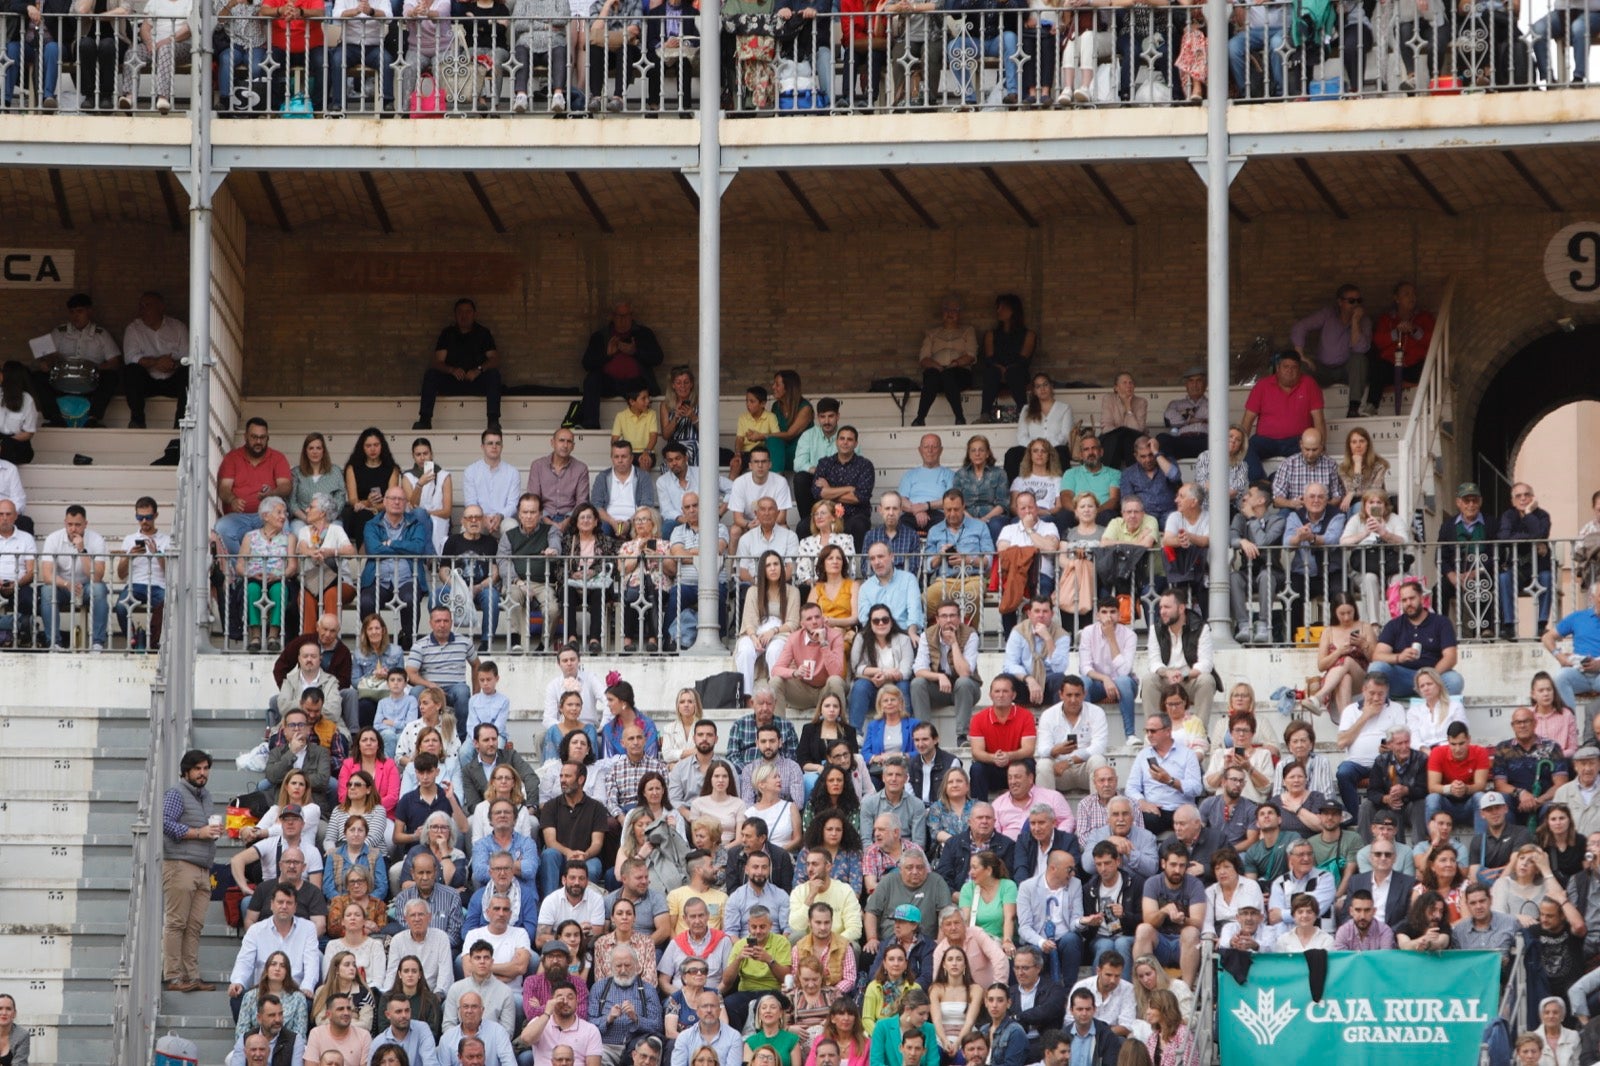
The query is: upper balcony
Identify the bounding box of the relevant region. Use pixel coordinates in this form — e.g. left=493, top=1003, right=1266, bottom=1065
left=1, top=1, right=1597, bottom=171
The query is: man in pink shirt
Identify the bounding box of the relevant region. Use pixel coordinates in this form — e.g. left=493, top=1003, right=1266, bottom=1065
left=1238, top=352, right=1326, bottom=483
left=215, top=416, right=292, bottom=554
left=770, top=603, right=847, bottom=712
left=991, top=760, right=1074, bottom=838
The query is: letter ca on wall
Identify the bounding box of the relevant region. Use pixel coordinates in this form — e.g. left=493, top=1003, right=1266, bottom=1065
left=0, top=250, right=74, bottom=289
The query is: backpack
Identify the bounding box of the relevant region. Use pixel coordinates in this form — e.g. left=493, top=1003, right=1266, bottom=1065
left=695, top=671, right=745, bottom=710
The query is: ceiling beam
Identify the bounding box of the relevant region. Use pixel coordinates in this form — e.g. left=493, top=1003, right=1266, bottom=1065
left=1293, top=157, right=1349, bottom=220
left=358, top=171, right=394, bottom=234
left=47, top=168, right=73, bottom=230
left=463, top=172, right=508, bottom=234
left=673, top=171, right=700, bottom=209
left=980, top=166, right=1039, bottom=229
left=777, top=170, right=830, bottom=233
left=565, top=171, right=614, bottom=234
left=256, top=171, right=292, bottom=233
left=155, top=171, right=184, bottom=231
left=1080, top=164, right=1136, bottom=227
left=1500, top=149, right=1564, bottom=212
left=1396, top=154, right=1457, bottom=216
left=878, top=168, right=939, bottom=230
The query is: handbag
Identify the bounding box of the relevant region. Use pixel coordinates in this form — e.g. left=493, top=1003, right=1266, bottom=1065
left=445, top=568, right=477, bottom=628
left=1057, top=554, right=1096, bottom=615
left=409, top=71, right=448, bottom=116
left=434, top=26, right=484, bottom=105
left=281, top=69, right=314, bottom=116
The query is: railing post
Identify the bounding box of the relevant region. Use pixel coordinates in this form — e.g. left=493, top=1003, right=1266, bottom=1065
left=691, top=1, right=727, bottom=655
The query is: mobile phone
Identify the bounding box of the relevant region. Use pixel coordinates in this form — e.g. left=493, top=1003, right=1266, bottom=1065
left=1234, top=746, right=1245, bottom=758
left=1147, top=752, right=1159, bottom=765
left=424, top=460, right=435, bottom=474
left=1065, top=734, right=1076, bottom=745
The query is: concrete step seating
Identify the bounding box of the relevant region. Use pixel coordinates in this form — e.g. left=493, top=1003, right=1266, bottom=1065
left=15, top=382, right=1406, bottom=536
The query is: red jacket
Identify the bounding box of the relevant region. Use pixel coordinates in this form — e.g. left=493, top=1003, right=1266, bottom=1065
left=1373, top=309, right=1436, bottom=368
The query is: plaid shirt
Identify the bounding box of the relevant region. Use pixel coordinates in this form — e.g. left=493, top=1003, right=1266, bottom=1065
left=1271, top=454, right=1345, bottom=505
left=727, top=714, right=799, bottom=771
left=1075, top=792, right=1116, bottom=840
left=1491, top=737, right=1565, bottom=796
left=862, top=523, right=924, bottom=576
left=607, top=754, right=669, bottom=817
left=738, top=755, right=806, bottom=807
left=862, top=842, right=927, bottom=885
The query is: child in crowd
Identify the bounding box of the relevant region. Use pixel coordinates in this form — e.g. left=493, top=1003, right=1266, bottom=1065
left=465, top=661, right=511, bottom=749
left=374, top=668, right=418, bottom=759
left=737, top=385, right=779, bottom=454
left=611, top=385, right=661, bottom=472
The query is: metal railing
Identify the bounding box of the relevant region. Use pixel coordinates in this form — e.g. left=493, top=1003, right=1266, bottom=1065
left=0, top=548, right=172, bottom=651
left=1396, top=277, right=1455, bottom=526
left=1, top=2, right=1593, bottom=115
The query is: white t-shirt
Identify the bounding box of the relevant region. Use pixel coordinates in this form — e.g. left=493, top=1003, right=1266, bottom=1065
left=459, top=924, right=532, bottom=988
left=296, top=523, right=354, bottom=591
left=1009, top=475, right=1060, bottom=512
left=727, top=472, right=796, bottom=520
left=40, top=527, right=108, bottom=584
left=603, top=471, right=640, bottom=525
left=120, top=530, right=173, bottom=587
left=0, top=394, right=40, bottom=437
left=997, top=518, right=1060, bottom=579
left=1164, top=510, right=1207, bottom=539
left=403, top=468, right=452, bottom=554
left=537, top=885, right=607, bottom=931
left=249, top=835, right=323, bottom=884
left=1336, top=700, right=1407, bottom=767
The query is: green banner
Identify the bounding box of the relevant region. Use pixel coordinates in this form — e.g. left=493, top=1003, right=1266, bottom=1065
left=1217, top=951, right=1501, bottom=1066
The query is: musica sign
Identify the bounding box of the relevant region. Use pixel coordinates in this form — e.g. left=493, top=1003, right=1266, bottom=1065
left=1217, top=951, right=1500, bottom=1065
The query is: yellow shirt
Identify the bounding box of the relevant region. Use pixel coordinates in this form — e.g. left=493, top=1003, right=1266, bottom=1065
left=736, top=411, right=780, bottom=452
left=667, top=885, right=729, bottom=932
left=611, top=408, right=661, bottom=454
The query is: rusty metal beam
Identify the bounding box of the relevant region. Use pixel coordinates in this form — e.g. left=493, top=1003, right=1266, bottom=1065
left=980, top=166, right=1039, bottom=229
left=565, top=171, right=613, bottom=234
left=1080, top=164, right=1136, bottom=227
left=1293, top=156, right=1348, bottom=220
left=878, top=168, right=939, bottom=230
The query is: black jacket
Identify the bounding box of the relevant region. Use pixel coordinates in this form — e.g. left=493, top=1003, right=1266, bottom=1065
left=1010, top=829, right=1083, bottom=884
left=906, top=747, right=959, bottom=807
left=1364, top=749, right=1429, bottom=809
left=1080, top=871, right=1145, bottom=939
left=1340, top=869, right=1417, bottom=929
left=725, top=843, right=796, bottom=893
left=1009, top=976, right=1067, bottom=1051
left=937, top=829, right=1017, bottom=889
left=1064, top=1020, right=1124, bottom=1066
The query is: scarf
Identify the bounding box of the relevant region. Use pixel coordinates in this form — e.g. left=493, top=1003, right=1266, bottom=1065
left=1012, top=618, right=1068, bottom=694
left=673, top=927, right=729, bottom=960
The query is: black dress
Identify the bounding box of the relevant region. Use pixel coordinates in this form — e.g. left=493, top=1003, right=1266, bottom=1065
left=342, top=462, right=399, bottom=545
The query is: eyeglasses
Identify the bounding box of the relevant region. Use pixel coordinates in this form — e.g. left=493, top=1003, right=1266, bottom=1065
left=1342, top=297, right=1363, bottom=304
left=872, top=617, right=892, bottom=625
left=1371, top=850, right=1395, bottom=857
left=135, top=512, right=156, bottom=521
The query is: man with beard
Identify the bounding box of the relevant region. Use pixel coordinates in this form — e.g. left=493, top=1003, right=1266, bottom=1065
left=590, top=946, right=662, bottom=1066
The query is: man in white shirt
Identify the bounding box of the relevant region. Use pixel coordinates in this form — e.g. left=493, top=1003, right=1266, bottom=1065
left=1036, top=675, right=1110, bottom=797
left=665, top=492, right=727, bottom=650
left=995, top=492, right=1061, bottom=598
left=734, top=497, right=800, bottom=584
left=36, top=291, right=123, bottom=427
left=0, top=499, right=38, bottom=645
left=1334, top=674, right=1408, bottom=824
left=39, top=503, right=109, bottom=651
left=0, top=460, right=27, bottom=534
left=538, top=861, right=608, bottom=947
left=228, top=884, right=322, bottom=998
left=384, top=899, right=457, bottom=995
left=460, top=894, right=534, bottom=991
left=1069, top=953, right=1137, bottom=1038
left=1267, top=839, right=1336, bottom=929
left=464, top=428, right=521, bottom=536
left=121, top=290, right=189, bottom=429
left=593, top=440, right=657, bottom=537
left=727, top=446, right=796, bottom=543
left=114, top=495, right=170, bottom=649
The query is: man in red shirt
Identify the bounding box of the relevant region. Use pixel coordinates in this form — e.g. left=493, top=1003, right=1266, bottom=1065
left=215, top=417, right=292, bottom=554
left=967, top=674, right=1038, bottom=801
left=1238, top=352, right=1326, bottom=483
left=1426, top=720, right=1490, bottom=833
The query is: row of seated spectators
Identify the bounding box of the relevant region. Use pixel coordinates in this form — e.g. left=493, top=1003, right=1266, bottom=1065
left=210, top=612, right=1600, bottom=1065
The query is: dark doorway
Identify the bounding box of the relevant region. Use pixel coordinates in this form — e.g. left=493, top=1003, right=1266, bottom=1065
left=1470, top=325, right=1600, bottom=516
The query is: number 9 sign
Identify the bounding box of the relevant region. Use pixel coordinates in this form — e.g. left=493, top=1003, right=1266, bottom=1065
left=1546, top=222, right=1600, bottom=303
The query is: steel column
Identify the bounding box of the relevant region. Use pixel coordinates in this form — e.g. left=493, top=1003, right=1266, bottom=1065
left=1203, top=0, right=1234, bottom=639
left=691, top=0, right=725, bottom=654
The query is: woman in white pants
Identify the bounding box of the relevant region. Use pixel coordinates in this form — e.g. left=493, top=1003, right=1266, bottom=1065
left=734, top=550, right=799, bottom=697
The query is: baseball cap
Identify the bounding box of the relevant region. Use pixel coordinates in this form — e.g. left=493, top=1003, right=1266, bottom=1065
left=892, top=904, right=922, bottom=924
left=1370, top=810, right=1397, bottom=827
left=1316, top=797, right=1344, bottom=815
left=1456, top=482, right=1483, bottom=499
left=280, top=804, right=304, bottom=819
left=542, top=941, right=572, bottom=957
left=1182, top=366, right=1205, bottom=380
left=1479, top=792, right=1507, bottom=809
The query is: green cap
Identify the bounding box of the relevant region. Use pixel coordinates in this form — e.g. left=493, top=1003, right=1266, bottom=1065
left=1456, top=482, right=1482, bottom=498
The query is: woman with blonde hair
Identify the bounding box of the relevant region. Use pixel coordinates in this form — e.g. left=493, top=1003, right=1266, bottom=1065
left=245, top=768, right=325, bottom=846
left=620, top=505, right=671, bottom=652
left=467, top=763, right=536, bottom=845
left=1339, top=488, right=1411, bottom=623
left=1132, top=955, right=1194, bottom=1026
left=797, top=500, right=857, bottom=587
left=1336, top=427, right=1390, bottom=514
left=1008, top=437, right=1063, bottom=514
left=747, top=762, right=801, bottom=851
left=1405, top=666, right=1466, bottom=750
left=394, top=686, right=459, bottom=769
left=660, top=687, right=704, bottom=766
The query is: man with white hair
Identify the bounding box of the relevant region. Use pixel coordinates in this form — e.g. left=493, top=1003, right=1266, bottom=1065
left=589, top=944, right=662, bottom=1066
left=384, top=897, right=456, bottom=995
left=459, top=894, right=532, bottom=990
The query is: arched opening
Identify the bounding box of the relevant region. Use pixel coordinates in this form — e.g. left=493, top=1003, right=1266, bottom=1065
left=1512, top=402, right=1600, bottom=538
left=1469, top=325, right=1600, bottom=517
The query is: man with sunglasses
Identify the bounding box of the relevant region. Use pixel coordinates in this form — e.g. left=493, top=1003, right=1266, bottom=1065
left=114, top=496, right=170, bottom=650
left=1291, top=283, right=1373, bottom=419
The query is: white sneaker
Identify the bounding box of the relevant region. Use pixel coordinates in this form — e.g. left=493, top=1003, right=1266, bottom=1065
left=1127, top=735, right=1144, bottom=750
left=1359, top=401, right=1379, bottom=416
left=91, top=643, right=104, bottom=653
left=549, top=90, right=567, bottom=113
left=155, top=95, right=171, bottom=114
left=512, top=91, right=529, bottom=113
left=1252, top=623, right=1271, bottom=644
left=1073, top=87, right=1091, bottom=103
left=1055, top=89, right=1074, bottom=106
